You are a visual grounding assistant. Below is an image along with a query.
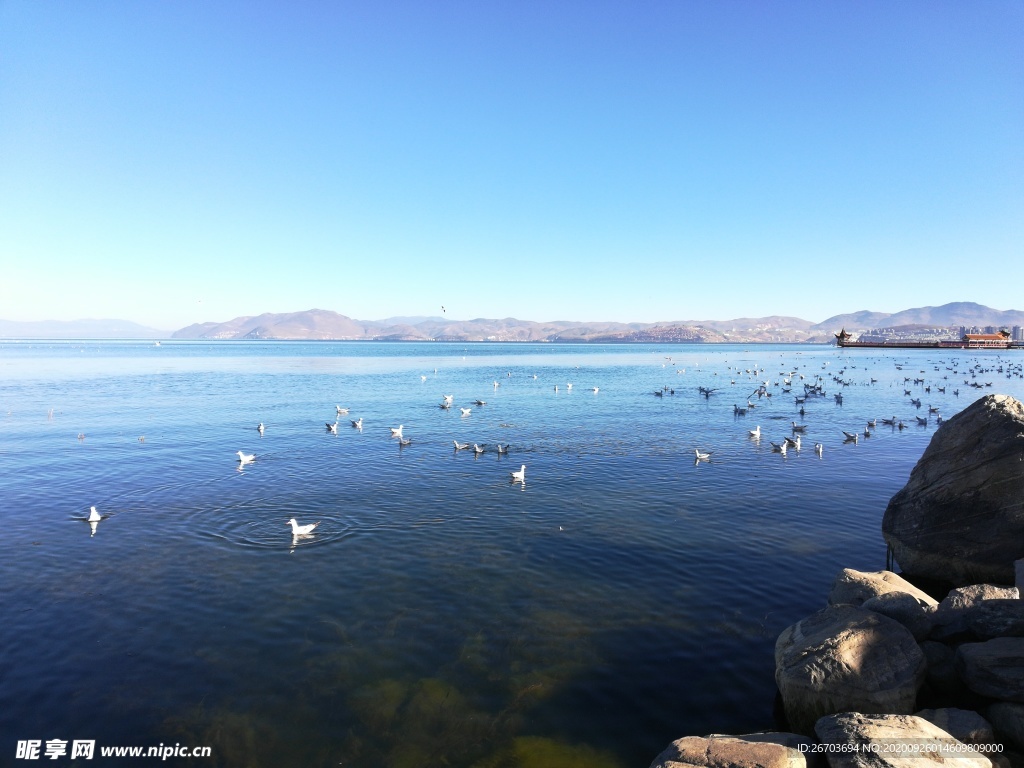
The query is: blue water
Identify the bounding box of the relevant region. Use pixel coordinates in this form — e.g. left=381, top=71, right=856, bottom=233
left=2, top=341, right=1021, bottom=767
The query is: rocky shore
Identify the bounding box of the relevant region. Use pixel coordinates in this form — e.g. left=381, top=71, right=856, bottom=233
left=651, top=394, right=1024, bottom=768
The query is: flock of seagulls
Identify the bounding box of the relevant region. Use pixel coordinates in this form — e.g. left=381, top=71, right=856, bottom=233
left=224, top=386, right=546, bottom=538
left=657, top=352, right=1024, bottom=467
left=78, top=350, right=1023, bottom=540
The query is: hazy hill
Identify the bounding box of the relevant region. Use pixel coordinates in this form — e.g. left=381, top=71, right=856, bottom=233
left=174, top=309, right=371, bottom=340
left=0, top=318, right=168, bottom=339
left=170, top=304, right=1024, bottom=342
left=816, top=302, right=1024, bottom=332
left=12, top=302, right=1019, bottom=342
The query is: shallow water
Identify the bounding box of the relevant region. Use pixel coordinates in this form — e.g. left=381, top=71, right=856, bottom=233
left=2, top=341, right=1021, bottom=767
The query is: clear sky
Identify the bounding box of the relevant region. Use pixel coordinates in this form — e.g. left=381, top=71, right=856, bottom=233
left=2, top=1, right=1021, bottom=331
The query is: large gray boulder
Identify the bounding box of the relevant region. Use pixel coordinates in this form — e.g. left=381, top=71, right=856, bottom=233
left=987, top=703, right=1024, bottom=751
left=882, top=394, right=1024, bottom=587
left=955, top=638, right=1024, bottom=702
left=815, top=712, right=991, bottom=768
left=775, top=605, right=926, bottom=735
left=931, top=584, right=1021, bottom=640
left=970, top=600, right=1024, bottom=640
left=913, top=708, right=995, bottom=747
left=828, top=569, right=938, bottom=608
left=863, top=592, right=936, bottom=641
left=649, top=733, right=814, bottom=768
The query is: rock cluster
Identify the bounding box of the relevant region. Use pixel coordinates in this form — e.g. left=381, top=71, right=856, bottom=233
left=651, top=566, right=1024, bottom=768
left=651, top=394, right=1024, bottom=768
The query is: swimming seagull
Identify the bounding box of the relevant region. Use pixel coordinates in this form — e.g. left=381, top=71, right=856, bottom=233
left=843, top=431, right=859, bottom=444
left=442, top=395, right=454, bottom=405
left=749, top=425, right=761, bottom=438
left=591, top=387, right=599, bottom=393
left=496, top=443, right=509, bottom=454
left=453, top=440, right=470, bottom=450
left=390, top=425, right=403, bottom=438
left=336, top=405, right=349, bottom=415
left=88, top=505, right=102, bottom=523
left=288, top=518, right=320, bottom=535
left=473, top=443, right=485, bottom=454
left=398, top=437, right=411, bottom=446
left=791, top=422, right=807, bottom=432
left=770, top=441, right=788, bottom=455
left=784, top=435, right=801, bottom=451
left=237, top=450, right=255, bottom=464
left=815, top=443, right=823, bottom=457
left=509, top=464, right=526, bottom=483
left=460, top=408, right=472, bottom=417
left=326, top=421, right=338, bottom=434
left=351, top=418, right=363, bottom=429
left=257, top=422, right=265, bottom=435
left=694, top=448, right=712, bottom=461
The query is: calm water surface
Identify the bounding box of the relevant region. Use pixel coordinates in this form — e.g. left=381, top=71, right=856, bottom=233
left=2, top=341, right=1022, bottom=767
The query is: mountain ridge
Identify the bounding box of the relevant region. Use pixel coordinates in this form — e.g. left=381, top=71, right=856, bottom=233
left=169, top=302, right=1024, bottom=343
left=3, top=302, right=1020, bottom=342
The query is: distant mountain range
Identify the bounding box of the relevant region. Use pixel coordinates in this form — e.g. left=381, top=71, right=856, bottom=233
left=0, top=318, right=168, bottom=339
left=169, top=302, right=1024, bottom=343
left=3, top=302, right=1019, bottom=342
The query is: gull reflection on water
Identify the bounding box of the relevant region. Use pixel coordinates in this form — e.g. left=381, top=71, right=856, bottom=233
left=289, top=533, right=315, bottom=554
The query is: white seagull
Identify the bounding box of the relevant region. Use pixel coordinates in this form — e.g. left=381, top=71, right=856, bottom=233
left=88, top=505, right=102, bottom=523
left=288, top=518, right=320, bottom=535
left=694, top=448, right=712, bottom=461
left=460, top=408, right=472, bottom=417
left=237, top=450, right=255, bottom=464
left=398, top=437, right=411, bottom=446
left=473, top=443, right=485, bottom=454
left=336, top=405, right=349, bottom=415
left=390, top=425, right=403, bottom=438
left=496, top=443, right=509, bottom=454
left=351, top=418, right=363, bottom=429
left=815, top=443, right=824, bottom=457
left=257, top=422, right=265, bottom=435
left=509, top=464, right=526, bottom=483
left=591, top=387, right=599, bottom=393
left=453, top=440, right=470, bottom=450
left=442, top=395, right=454, bottom=405
left=770, top=441, right=788, bottom=455
left=326, top=421, right=338, bottom=434
left=749, top=425, right=761, bottom=438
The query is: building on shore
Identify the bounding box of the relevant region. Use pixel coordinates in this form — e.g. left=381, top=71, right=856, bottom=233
left=963, top=330, right=1012, bottom=348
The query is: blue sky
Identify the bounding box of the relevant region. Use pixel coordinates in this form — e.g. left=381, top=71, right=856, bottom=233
left=2, top=1, right=1021, bottom=330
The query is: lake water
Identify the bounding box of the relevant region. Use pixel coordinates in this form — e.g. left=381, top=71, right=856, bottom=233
left=2, top=341, right=1022, bottom=767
